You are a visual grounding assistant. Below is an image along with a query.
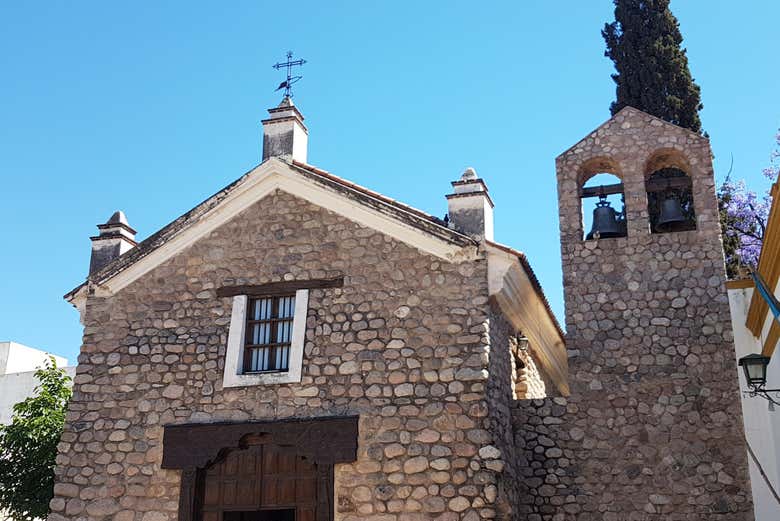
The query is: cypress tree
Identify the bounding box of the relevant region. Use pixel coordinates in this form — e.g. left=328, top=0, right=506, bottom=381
left=603, top=0, right=704, bottom=134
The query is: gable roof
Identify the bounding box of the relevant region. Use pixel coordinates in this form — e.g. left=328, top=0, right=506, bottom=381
left=66, top=157, right=476, bottom=302
left=557, top=106, right=708, bottom=160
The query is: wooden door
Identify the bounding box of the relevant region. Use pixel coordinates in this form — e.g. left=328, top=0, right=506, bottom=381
left=201, top=444, right=317, bottom=521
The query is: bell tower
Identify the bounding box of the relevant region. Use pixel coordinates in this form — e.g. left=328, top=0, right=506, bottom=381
left=553, top=107, right=755, bottom=518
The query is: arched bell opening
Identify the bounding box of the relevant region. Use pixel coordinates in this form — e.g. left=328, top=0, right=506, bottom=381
left=580, top=171, right=627, bottom=241
left=646, top=167, right=696, bottom=233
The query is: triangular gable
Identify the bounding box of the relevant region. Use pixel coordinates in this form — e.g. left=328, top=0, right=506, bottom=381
left=557, top=106, right=708, bottom=160
left=66, top=158, right=475, bottom=303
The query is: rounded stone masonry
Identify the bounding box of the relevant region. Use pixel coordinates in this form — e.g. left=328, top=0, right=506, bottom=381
left=49, top=189, right=515, bottom=521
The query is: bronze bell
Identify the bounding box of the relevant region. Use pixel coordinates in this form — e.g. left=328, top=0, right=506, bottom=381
left=656, top=196, right=687, bottom=231
left=586, top=195, right=623, bottom=240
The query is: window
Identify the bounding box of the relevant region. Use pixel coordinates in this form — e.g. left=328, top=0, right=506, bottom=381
left=244, top=295, right=295, bottom=373
left=222, top=289, right=309, bottom=387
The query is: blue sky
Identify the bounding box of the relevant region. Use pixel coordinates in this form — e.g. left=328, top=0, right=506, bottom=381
left=1, top=1, right=778, bottom=364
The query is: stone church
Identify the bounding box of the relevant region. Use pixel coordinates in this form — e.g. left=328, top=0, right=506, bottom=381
left=50, top=96, right=754, bottom=521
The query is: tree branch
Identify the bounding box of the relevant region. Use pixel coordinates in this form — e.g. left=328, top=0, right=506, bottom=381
left=745, top=202, right=767, bottom=238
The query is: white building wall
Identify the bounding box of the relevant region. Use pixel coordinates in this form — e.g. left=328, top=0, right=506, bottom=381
left=0, top=367, right=77, bottom=425
left=769, top=281, right=780, bottom=494
left=0, top=341, right=68, bottom=374
left=728, top=287, right=780, bottom=520
left=0, top=342, right=74, bottom=426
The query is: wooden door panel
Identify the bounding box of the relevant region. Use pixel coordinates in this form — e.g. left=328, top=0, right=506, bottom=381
left=261, top=448, right=278, bottom=506
left=277, top=477, right=296, bottom=505
left=297, top=507, right=315, bottom=521
left=260, top=478, right=277, bottom=507
left=278, top=451, right=297, bottom=473
left=201, top=444, right=320, bottom=519
left=224, top=480, right=239, bottom=506
left=296, top=476, right=315, bottom=502
left=235, top=479, right=256, bottom=505
left=204, top=482, right=220, bottom=507
left=224, top=453, right=238, bottom=475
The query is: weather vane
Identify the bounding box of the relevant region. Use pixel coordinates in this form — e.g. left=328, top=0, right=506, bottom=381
left=273, top=51, right=306, bottom=99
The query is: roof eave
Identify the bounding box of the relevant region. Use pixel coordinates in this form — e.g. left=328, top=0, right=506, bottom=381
left=485, top=240, right=569, bottom=396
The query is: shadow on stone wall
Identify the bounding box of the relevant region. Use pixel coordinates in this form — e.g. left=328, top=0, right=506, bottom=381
left=512, top=398, right=578, bottom=521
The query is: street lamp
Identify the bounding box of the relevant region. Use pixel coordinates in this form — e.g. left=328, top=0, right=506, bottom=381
left=738, top=353, right=780, bottom=406
left=739, top=354, right=770, bottom=386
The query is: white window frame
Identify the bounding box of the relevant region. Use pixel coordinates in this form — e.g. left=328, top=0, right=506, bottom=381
left=222, top=289, right=309, bottom=387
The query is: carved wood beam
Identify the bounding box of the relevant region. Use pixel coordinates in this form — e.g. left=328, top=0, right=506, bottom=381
left=216, top=277, right=344, bottom=298
left=579, top=177, right=692, bottom=198
left=162, top=415, right=359, bottom=469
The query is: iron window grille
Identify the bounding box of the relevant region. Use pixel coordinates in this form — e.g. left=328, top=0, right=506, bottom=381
left=243, top=295, right=296, bottom=373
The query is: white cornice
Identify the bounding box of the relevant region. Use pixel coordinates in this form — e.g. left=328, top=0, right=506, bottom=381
left=68, top=286, right=88, bottom=325
left=486, top=244, right=569, bottom=395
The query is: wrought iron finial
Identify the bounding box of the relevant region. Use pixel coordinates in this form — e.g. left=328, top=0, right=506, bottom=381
left=272, top=51, right=307, bottom=99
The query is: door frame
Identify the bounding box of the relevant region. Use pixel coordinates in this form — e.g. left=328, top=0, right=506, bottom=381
left=162, top=416, right=359, bottom=521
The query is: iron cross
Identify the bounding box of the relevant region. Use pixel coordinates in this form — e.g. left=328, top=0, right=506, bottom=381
left=272, top=51, right=307, bottom=99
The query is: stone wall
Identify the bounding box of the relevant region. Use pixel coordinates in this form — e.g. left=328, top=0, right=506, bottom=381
left=50, top=190, right=512, bottom=521
left=511, top=399, right=571, bottom=520
left=485, top=305, right=520, bottom=519
left=525, top=107, right=755, bottom=519
left=512, top=343, right=555, bottom=400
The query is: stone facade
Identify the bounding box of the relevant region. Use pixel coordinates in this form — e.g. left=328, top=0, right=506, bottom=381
left=50, top=189, right=536, bottom=521
left=511, top=107, right=754, bottom=519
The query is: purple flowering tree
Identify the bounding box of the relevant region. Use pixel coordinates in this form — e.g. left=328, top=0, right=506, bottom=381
left=718, top=130, right=779, bottom=278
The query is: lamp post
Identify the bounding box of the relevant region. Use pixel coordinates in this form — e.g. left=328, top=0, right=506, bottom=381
left=738, top=354, right=780, bottom=406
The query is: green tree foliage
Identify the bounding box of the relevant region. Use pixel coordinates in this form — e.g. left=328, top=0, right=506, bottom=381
left=0, top=357, right=72, bottom=521
left=603, top=0, right=704, bottom=134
